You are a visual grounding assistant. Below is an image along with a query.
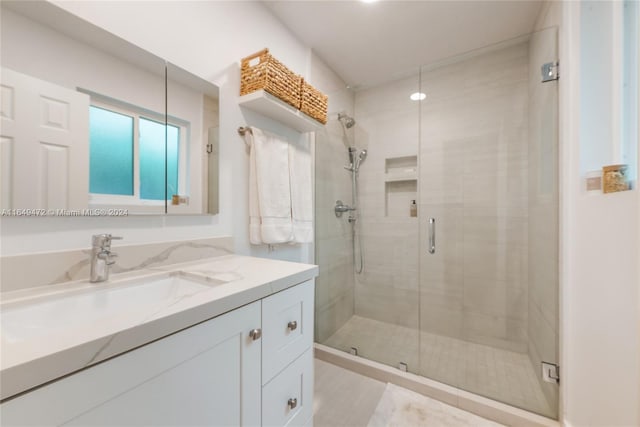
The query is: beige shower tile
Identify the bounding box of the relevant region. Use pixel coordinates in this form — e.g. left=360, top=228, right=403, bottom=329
left=527, top=302, right=558, bottom=365
left=354, top=282, right=419, bottom=329
left=463, top=278, right=527, bottom=321
left=463, top=214, right=528, bottom=247
left=463, top=241, right=527, bottom=285
left=420, top=300, right=465, bottom=340
left=316, top=291, right=355, bottom=344
left=463, top=311, right=527, bottom=353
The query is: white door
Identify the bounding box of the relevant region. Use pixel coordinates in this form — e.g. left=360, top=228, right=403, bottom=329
left=0, top=68, right=89, bottom=210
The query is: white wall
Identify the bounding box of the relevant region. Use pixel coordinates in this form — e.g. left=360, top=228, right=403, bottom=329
left=561, top=1, right=640, bottom=425
left=0, top=0, right=316, bottom=264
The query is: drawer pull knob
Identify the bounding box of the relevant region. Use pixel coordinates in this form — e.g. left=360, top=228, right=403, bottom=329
left=249, top=328, right=262, bottom=340
left=287, top=320, right=298, bottom=331
left=288, top=397, right=297, bottom=409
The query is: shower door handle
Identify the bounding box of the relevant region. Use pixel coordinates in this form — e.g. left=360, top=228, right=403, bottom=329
left=428, top=218, right=435, bottom=254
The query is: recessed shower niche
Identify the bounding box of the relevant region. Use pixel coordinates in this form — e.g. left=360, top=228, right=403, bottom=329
left=384, top=155, right=417, bottom=217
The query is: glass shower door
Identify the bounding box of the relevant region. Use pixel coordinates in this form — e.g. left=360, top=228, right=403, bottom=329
left=315, top=72, right=422, bottom=375
left=417, top=28, right=559, bottom=418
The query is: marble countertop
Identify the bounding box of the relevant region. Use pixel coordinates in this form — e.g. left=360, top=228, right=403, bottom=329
left=0, top=255, right=318, bottom=401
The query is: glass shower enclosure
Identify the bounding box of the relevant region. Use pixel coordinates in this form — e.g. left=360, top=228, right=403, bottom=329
left=314, top=27, right=559, bottom=419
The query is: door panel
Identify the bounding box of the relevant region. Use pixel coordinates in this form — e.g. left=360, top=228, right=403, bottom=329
left=418, top=28, right=559, bottom=418
left=0, top=68, right=89, bottom=210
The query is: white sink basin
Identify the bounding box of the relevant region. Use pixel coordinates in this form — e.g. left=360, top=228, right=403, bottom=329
left=1, top=273, right=224, bottom=343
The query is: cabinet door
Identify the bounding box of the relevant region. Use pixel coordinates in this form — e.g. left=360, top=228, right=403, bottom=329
left=262, top=348, right=314, bottom=427
left=1, top=302, right=262, bottom=427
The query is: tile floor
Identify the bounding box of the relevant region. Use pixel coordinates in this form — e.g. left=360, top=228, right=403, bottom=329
left=314, top=359, right=505, bottom=427
left=322, top=315, right=553, bottom=418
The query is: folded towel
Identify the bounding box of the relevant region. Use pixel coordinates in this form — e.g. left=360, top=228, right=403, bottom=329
left=246, top=127, right=293, bottom=244
left=289, top=135, right=313, bottom=243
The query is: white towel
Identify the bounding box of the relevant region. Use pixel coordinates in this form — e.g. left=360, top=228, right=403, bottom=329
left=246, top=127, right=293, bottom=244
left=247, top=132, right=262, bottom=245
left=289, top=136, right=313, bottom=243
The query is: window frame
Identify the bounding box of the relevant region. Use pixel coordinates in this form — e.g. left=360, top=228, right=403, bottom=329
left=87, top=97, right=188, bottom=208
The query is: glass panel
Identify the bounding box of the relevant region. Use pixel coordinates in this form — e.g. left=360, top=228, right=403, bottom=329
left=139, top=117, right=168, bottom=201
left=418, top=27, right=558, bottom=419
left=89, top=106, right=134, bottom=196
left=313, top=119, right=357, bottom=348
left=314, top=73, right=421, bottom=374
left=165, top=62, right=220, bottom=215
left=312, top=27, right=559, bottom=422
left=166, top=124, right=179, bottom=198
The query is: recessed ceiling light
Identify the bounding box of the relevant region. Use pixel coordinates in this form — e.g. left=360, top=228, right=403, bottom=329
left=410, top=92, right=426, bottom=101
left=361, top=0, right=378, bottom=3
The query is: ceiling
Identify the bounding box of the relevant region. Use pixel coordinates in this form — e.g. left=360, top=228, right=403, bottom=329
left=263, top=0, right=544, bottom=89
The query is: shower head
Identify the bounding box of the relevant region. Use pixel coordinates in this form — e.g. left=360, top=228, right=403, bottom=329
left=355, top=149, right=367, bottom=171
left=338, top=113, right=356, bottom=129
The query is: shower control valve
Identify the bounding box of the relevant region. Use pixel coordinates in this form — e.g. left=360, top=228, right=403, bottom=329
left=334, top=200, right=355, bottom=218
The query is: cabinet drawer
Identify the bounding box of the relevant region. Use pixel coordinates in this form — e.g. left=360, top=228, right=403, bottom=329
left=262, top=280, right=314, bottom=382
left=262, top=348, right=314, bottom=427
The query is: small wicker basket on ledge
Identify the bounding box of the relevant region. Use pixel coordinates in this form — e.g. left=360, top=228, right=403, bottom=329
left=300, top=80, right=328, bottom=124
left=240, top=48, right=302, bottom=109
left=602, top=164, right=630, bottom=193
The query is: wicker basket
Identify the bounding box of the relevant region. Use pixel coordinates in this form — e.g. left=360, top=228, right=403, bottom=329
left=300, top=80, right=328, bottom=124
left=240, top=48, right=302, bottom=109
left=602, top=164, right=630, bottom=193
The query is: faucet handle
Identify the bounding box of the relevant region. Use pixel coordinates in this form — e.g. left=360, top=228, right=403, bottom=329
left=92, top=234, right=123, bottom=248
left=96, top=248, right=118, bottom=268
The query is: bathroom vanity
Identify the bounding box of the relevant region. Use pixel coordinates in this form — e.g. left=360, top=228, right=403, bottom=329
left=0, top=255, right=317, bottom=426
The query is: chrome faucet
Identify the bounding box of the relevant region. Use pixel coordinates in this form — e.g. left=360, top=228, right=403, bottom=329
left=90, top=234, right=122, bottom=283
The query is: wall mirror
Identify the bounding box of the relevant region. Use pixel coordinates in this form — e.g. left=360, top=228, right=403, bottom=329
left=0, top=0, right=219, bottom=215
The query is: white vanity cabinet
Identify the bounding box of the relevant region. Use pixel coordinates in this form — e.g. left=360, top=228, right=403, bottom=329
left=261, top=280, right=315, bottom=427
left=0, top=280, right=315, bottom=427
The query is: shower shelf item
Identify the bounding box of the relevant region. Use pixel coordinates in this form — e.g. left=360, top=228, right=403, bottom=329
left=239, top=90, right=323, bottom=133
left=384, top=155, right=418, bottom=182
left=384, top=171, right=417, bottom=182
left=384, top=155, right=418, bottom=217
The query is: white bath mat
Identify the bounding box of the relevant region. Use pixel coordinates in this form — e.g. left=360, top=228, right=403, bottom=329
left=367, top=383, right=503, bottom=427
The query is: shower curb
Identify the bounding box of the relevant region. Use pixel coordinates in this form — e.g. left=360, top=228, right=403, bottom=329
left=314, top=343, right=559, bottom=427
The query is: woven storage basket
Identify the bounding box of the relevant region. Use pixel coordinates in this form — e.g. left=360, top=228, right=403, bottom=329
left=240, top=48, right=302, bottom=109
left=300, top=80, right=328, bottom=124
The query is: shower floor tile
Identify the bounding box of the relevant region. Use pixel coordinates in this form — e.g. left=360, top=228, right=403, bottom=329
left=323, top=315, right=554, bottom=418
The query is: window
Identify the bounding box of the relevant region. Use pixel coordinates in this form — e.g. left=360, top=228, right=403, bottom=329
left=622, top=0, right=638, bottom=183
left=88, top=101, right=185, bottom=206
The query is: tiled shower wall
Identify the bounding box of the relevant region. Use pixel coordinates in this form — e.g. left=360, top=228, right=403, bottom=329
left=353, top=42, right=530, bottom=353
left=312, top=53, right=356, bottom=343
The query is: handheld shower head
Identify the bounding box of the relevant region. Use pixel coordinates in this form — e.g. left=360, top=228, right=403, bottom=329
left=354, top=149, right=367, bottom=171
left=358, top=149, right=368, bottom=162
